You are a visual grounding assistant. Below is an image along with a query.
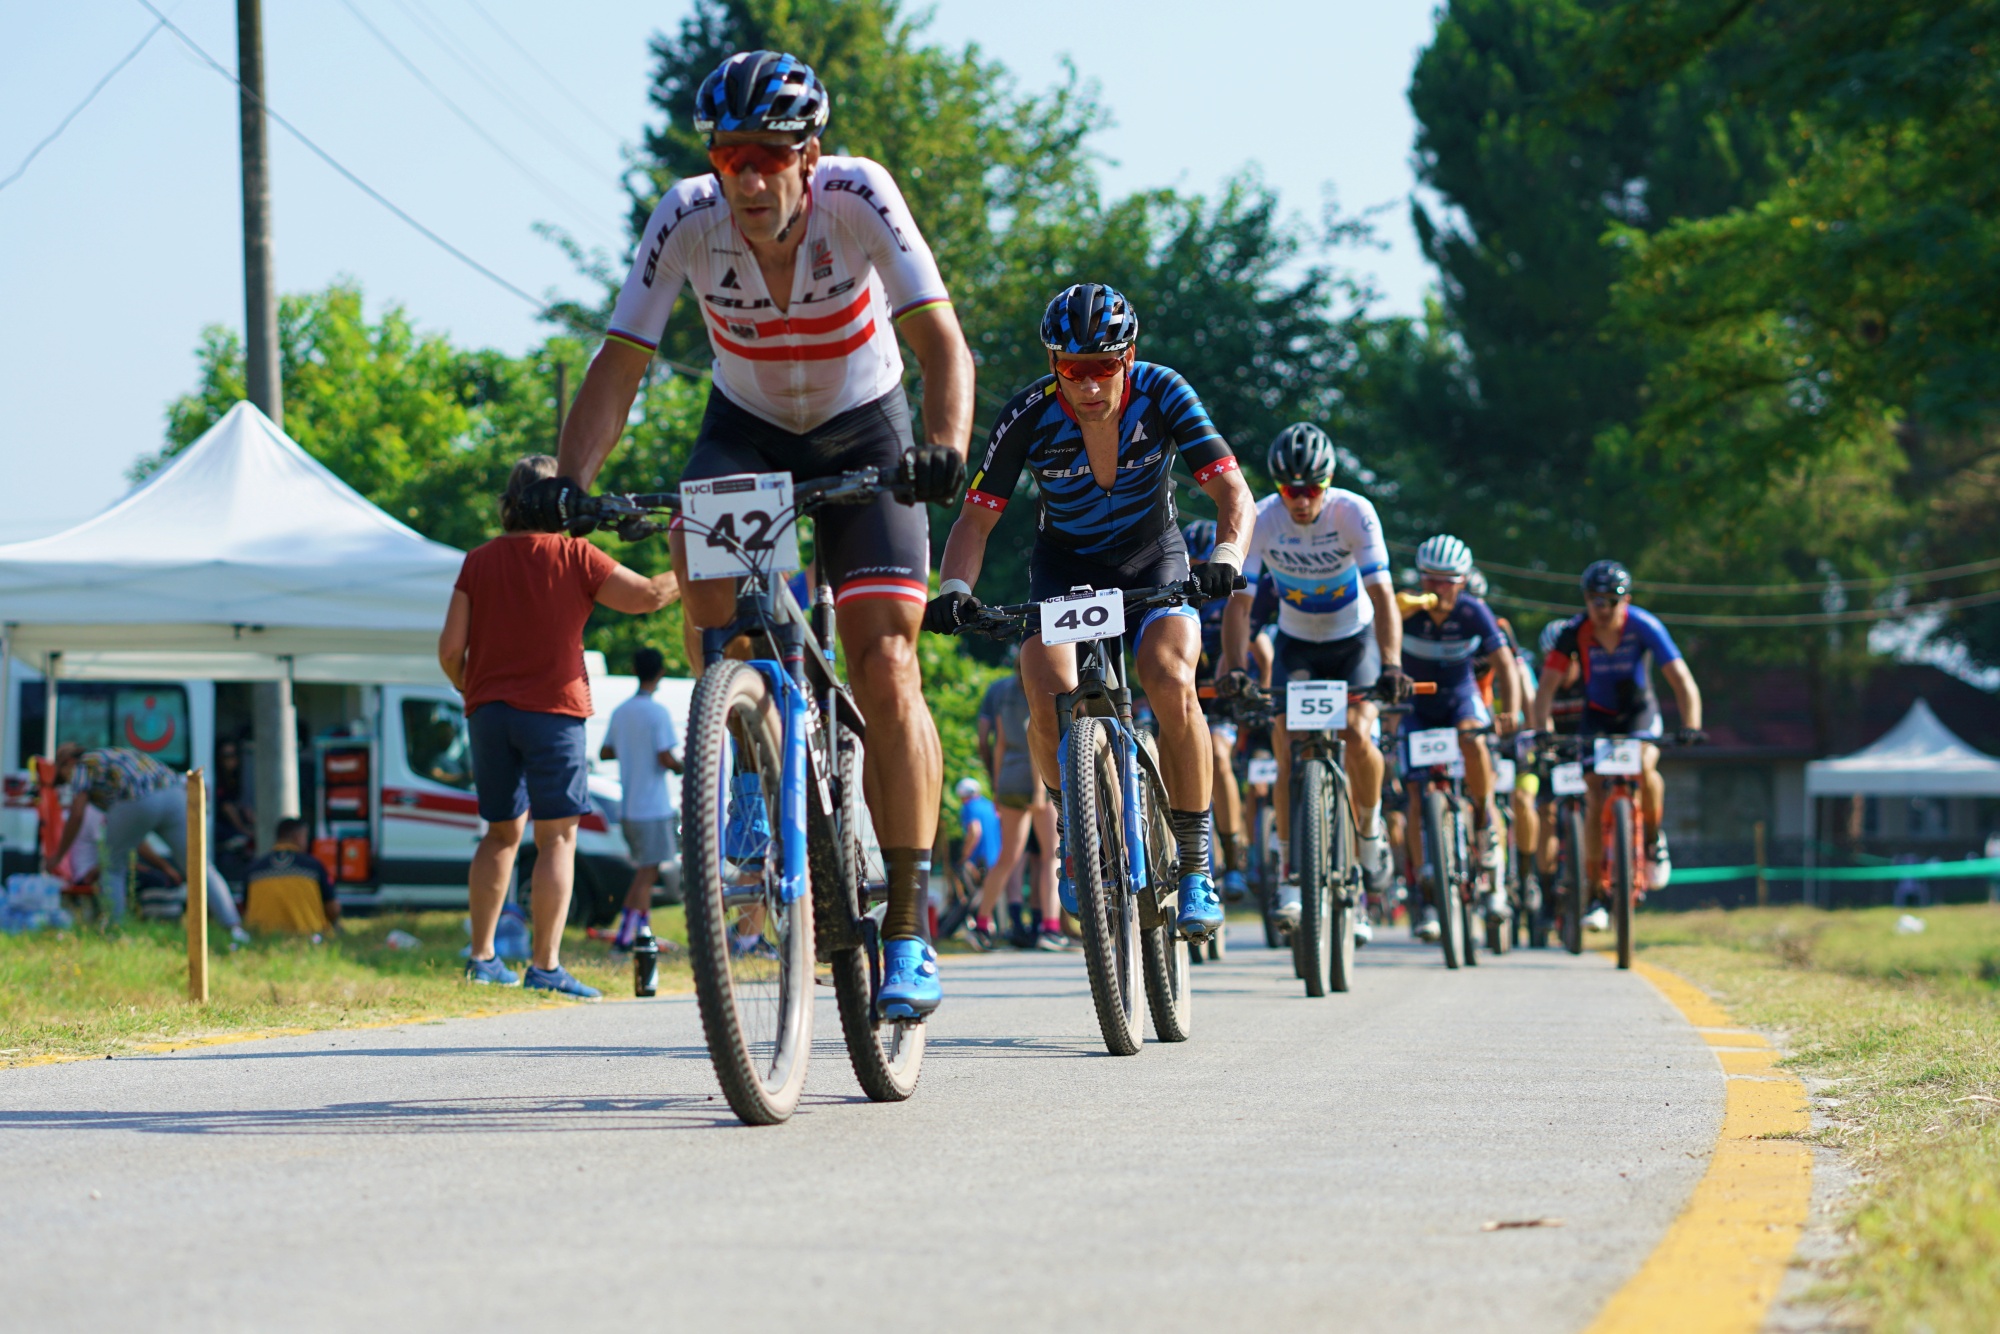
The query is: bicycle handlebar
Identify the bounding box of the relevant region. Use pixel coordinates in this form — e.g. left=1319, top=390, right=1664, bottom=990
left=578, top=466, right=903, bottom=537
left=956, top=577, right=1242, bottom=641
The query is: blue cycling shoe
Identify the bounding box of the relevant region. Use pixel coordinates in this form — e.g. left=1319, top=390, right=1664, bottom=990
left=876, top=936, right=941, bottom=1020
left=1176, top=872, right=1225, bottom=940
left=725, top=772, right=771, bottom=865
left=1221, top=868, right=1249, bottom=902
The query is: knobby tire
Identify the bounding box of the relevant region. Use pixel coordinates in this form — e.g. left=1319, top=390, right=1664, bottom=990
left=1069, top=717, right=1142, bottom=1056
left=1613, top=794, right=1635, bottom=971
left=1424, top=788, right=1463, bottom=970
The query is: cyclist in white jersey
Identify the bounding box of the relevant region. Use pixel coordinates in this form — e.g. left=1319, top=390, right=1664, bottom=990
left=1219, top=425, right=1409, bottom=929
left=523, top=51, right=974, bottom=1020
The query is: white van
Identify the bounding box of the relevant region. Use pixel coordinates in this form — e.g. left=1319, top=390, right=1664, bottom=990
left=0, top=657, right=685, bottom=924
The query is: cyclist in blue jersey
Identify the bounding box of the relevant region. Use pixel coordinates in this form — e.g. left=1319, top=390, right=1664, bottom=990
left=1531, top=559, right=1704, bottom=894
left=1185, top=519, right=1251, bottom=902
left=1397, top=536, right=1520, bottom=927
left=926, top=284, right=1257, bottom=940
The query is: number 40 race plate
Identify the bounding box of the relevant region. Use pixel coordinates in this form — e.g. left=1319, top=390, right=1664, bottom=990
left=680, top=472, right=799, bottom=580
left=1286, top=680, right=1348, bottom=732
left=1040, top=588, right=1125, bottom=647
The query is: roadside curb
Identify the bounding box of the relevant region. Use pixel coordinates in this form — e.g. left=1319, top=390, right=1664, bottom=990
left=1584, top=958, right=1813, bottom=1334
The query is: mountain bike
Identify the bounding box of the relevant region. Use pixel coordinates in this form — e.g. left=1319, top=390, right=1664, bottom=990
left=1531, top=736, right=1590, bottom=956
left=956, top=580, right=1228, bottom=1055
left=582, top=467, right=923, bottom=1125
left=1390, top=712, right=1490, bottom=971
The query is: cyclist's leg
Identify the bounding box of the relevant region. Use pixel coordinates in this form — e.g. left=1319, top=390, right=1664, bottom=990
left=1137, top=607, right=1224, bottom=933
left=1640, top=742, right=1665, bottom=842
left=1018, top=633, right=1076, bottom=796
left=1582, top=772, right=1607, bottom=886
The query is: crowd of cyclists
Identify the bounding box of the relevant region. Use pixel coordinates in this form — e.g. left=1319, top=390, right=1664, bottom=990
left=510, top=49, right=1709, bottom=1119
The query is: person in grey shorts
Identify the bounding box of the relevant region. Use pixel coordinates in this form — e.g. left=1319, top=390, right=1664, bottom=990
left=50, top=744, right=244, bottom=937
left=967, top=661, right=1066, bottom=951
left=601, top=647, right=683, bottom=950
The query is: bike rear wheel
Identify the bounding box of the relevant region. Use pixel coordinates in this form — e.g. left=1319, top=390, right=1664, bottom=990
left=1612, top=794, right=1635, bottom=971
left=1256, top=802, right=1283, bottom=949
left=823, top=731, right=925, bottom=1101
left=1562, top=803, right=1587, bottom=956
left=1423, top=789, right=1463, bottom=970
left=1296, top=759, right=1356, bottom=996
left=682, top=661, right=814, bottom=1125
left=1136, top=740, right=1192, bottom=1042
left=1069, top=716, right=1143, bottom=1055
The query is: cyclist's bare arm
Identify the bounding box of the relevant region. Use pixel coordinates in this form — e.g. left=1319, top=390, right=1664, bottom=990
left=1367, top=583, right=1402, bottom=664
left=1204, top=467, right=1256, bottom=556
left=1490, top=644, right=1521, bottom=721
left=1661, top=658, right=1703, bottom=731
left=1220, top=591, right=1254, bottom=675
left=1531, top=657, right=1575, bottom=730
left=555, top=339, right=651, bottom=490
left=898, top=304, right=976, bottom=460
left=938, top=502, right=1003, bottom=591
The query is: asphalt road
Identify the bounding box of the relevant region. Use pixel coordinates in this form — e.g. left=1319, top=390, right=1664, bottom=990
left=0, top=926, right=1721, bottom=1332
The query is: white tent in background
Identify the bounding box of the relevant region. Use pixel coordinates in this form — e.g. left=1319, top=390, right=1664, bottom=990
left=1801, top=698, right=2000, bottom=901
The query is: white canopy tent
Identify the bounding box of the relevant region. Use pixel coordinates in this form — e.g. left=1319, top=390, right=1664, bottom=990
left=0, top=401, right=463, bottom=785
left=1802, top=699, right=2000, bottom=901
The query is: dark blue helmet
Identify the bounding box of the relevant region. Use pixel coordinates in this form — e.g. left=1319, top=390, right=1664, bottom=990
left=693, top=51, right=830, bottom=139
left=1182, top=519, right=1217, bottom=562
left=1581, top=559, right=1632, bottom=596
left=1040, top=284, right=1139, bottom=355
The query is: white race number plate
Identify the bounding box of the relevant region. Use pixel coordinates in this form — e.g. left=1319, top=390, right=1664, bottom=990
left=1408, top=728, right=1462, bottom=768
left=1286, top=679, right=1349, bottom=732
left=1551, top=761, right=1587, bottom=796
left=1593, top=737, right=1644, bottom=776
left=1040, top=587, right=1125, bottom=647
left=680, top=472, right=798, bottom=580
left=1247, top=757, right=1279, bottom=786
left=1495, top=758, right=1517, bottom=793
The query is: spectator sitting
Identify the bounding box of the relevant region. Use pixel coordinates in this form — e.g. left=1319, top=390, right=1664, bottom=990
left=955, top=777, right=999, bottom=907
left=438, top=453, right=679, bottom=997
left=241, top=818, right=338, bottom=934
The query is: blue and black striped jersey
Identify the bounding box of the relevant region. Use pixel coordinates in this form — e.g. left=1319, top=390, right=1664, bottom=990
left=965, top=363, right=1237, bottom=561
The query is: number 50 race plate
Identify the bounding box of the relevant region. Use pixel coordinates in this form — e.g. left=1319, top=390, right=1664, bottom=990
left=681, top=473, right=799, bottom=580
left=1040, top=588, right=1125, bottom=647
left=1408, top=728, right=1462, bottom=767
left=1286, top=679, right=1349, bottom=732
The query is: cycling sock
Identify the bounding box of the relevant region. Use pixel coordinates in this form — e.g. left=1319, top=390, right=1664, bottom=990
left=1043, top=916, right=1064, bottom=934
left=1222, top=830, right=1247, bottom=873
left=882, top=847, right=929, bottom=940
left=1358, top=810, right=1382, bottom=839
left=1169, top=808, right=1211, bottom=877
left=975, top=913, right=992, bottom=933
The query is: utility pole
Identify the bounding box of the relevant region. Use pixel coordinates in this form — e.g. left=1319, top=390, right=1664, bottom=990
left=238, top=0, right=297, bottom=848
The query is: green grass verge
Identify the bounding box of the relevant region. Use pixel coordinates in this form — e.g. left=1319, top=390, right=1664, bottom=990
left=1638, top=905, right=2000, bottom=1333
left=0, top=908, right=693, bottom=1065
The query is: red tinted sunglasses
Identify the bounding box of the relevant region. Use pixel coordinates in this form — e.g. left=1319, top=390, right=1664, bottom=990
left=1278, top=482, right=1326, bottom=501
left=1054, top=356, right=1124, bottom=383
left=708, top=140, right=808, bottom=177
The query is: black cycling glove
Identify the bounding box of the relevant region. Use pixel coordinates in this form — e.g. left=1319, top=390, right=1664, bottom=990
left=1674, top=727, right=1709, bottom=747
left=898, top=446, right=966, bottom=506
left=1216, top=668, right=1253, bottom=701
left=922, top=590, right=982, bottom=635
left=518, top=475, right=593, bottom=535
left=1190, top=561, right=1240, bottom=601
left=1377, top=663, right=1414, bottom=704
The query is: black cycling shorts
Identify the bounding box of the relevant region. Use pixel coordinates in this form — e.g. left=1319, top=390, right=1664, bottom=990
left=680, top=386, right=928, bottom=610
left=1028, top=529, right=1196, bottom=650
left=1270, top=628, right=1381, bottom=705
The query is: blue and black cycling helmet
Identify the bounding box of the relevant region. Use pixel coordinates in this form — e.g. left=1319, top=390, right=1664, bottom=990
left=1040, top=284, right=1139, bottom=356
left=693, top=51, right=830, bottom=139
left=1580, top=559, right=1633, bottom=597
left=1266, top=423, right=1337, bottom=487
left=1182, top=519, right=1217, bottom=562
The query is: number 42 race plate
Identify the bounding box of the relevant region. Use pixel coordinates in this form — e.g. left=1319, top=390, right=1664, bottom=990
left=1040, top=588, right=1125, bottom=647
left=680, top=472, right=799, bottom=580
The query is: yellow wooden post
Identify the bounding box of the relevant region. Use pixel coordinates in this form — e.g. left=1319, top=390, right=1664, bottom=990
left=186, top=769, right=209, bottom=1003
left=1754, top=819, right=1768, bottom=909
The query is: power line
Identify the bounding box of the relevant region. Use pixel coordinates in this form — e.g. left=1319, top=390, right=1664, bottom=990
left=461, top=0, right=627, bottom=142
left=335, top=0, right=615, bottom=247
left=0, top=19, right=164, bottom=195
left=1385, top=538, right=2000, bottom=597
left=1486, top=585, right=2000, bottom=628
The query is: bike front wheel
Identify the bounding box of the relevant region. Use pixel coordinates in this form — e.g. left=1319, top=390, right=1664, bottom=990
left=1296, top=759, right=1356, bottom=996
left=1563, top=803, right=1587, bottom=955
left=1423, top=788, right=1464, bottom=970
left=1612, top=794, right=1635, bottom=970
left=682, top=661, right=814, bottom=1125
left=1069, top=716, right=1143, bottom=1055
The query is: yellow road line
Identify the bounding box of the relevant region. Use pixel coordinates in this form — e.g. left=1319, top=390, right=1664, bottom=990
left=1584, top=958, right=1813, bottom=1334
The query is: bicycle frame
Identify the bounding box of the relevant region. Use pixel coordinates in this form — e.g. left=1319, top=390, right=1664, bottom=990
left=1054, top=634, right=1162, bottom=903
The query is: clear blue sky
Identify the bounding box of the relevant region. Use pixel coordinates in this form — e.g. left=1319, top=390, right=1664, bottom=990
left=0, top=0, right=1440, bottom=543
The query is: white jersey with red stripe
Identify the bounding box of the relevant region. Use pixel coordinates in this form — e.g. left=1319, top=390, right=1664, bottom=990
left=608, top=157, right=951, bottom=435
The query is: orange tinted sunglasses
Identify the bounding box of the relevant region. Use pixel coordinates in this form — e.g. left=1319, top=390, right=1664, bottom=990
left=1054, top=357, right=1124, bottom=382
left=708, top=140, right=807, bottom=177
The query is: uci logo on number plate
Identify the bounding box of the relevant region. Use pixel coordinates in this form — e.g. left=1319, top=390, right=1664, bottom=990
left=1551, top=761, right=1587, bottom=796
left=1039, top=587, right=1125, bottom=647
left=1285, top=679, right=1348, bottom=733
left=680, top=472, right=800, bottom=581
left=1593, top=738, right=1643, bottom=776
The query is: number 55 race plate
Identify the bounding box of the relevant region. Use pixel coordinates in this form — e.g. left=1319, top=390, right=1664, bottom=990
left=1040, top=587, right=1125, bottom=647
left=680, top=472, right=799, bottom=580
left=1286, top=679, right=1349, bottom=732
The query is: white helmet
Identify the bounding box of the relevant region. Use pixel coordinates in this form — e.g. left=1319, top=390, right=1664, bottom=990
left=1415, top=534, right=1474, bottom=579
left=955, top=777, right=982, bottom=800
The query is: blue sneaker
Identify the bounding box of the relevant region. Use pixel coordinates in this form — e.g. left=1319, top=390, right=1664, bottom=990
left=1222, top=868, right=1249, bottom=902
left=729, top=930, right=780, bottom=961
left=464, top=954, right=519, bottom=986
left=1176, top=872, right=1224, bottom=940
left=877, top=937, right=941, bottom=1020
left=725, top=772, right=771, bottom=864
left=522, top=965, right=601, bottom=999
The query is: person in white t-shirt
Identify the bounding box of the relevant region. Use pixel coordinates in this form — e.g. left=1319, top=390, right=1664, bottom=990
left=600, top=647, right=683, bottom=950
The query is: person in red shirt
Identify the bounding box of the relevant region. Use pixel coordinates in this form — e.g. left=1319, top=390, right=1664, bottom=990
left=438, top=455, right=678, bottom=997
